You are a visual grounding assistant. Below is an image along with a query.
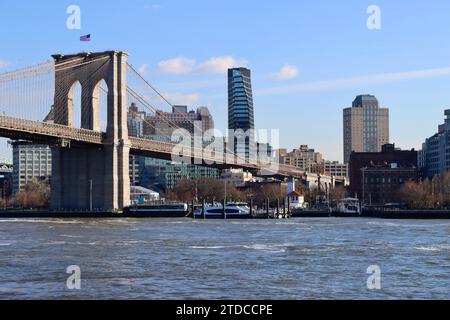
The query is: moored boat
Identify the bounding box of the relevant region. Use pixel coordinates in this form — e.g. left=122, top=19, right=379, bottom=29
left=193, top=203, right=252, bottom=219
left=126, top=203, right=189, bottom=218
left=333, top=198, right=361, bottom=217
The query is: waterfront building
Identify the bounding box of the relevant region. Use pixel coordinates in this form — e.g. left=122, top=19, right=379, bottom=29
left=419, top=109, right=450, bottom=178
left=349, top=144, right=418, bottom=201
left=11, top=141, right=52, bottom=194
left=361, top=164, right=418, bottom=206
left=221, top=168, right=254, bottom=187
left=343, top=95, right=390, bottom=163
left=286, top=178, right=305, bottom=209
left=228, top=67, right=255, bottom=159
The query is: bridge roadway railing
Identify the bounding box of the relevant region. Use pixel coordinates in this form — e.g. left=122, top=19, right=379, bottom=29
left=0, top=116, right=103, bottom=144
left=0, top=116, right=308, bottom=178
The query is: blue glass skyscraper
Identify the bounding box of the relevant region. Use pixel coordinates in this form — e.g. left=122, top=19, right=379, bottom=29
left=228, top=68, right=255, bottom=159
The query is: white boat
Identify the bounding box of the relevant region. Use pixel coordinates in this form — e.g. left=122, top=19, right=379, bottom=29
left=194, top=203, right=252, bottom=219
left=335, top=198, right=361, bottom=216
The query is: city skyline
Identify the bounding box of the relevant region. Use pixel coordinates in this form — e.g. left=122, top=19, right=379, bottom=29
left=1, top=1, right=450, bottom=162
left=0, top=1, right=449, bottom=303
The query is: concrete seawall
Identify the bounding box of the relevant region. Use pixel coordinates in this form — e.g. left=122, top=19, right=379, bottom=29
left=289, top=210, right=450, bottom=219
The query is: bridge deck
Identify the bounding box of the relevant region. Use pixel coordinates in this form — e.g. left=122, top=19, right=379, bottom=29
left=0, top=115, right=309, bottom=179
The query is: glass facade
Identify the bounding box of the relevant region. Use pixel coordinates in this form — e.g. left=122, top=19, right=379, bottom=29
left=228, top=68, right=255, bottom=159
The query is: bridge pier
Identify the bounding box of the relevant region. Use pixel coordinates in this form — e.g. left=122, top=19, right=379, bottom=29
left=51, top=142, right=130, bottom=211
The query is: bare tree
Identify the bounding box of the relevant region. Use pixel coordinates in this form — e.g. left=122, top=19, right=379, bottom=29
left=13, top=179, right=50, bottom=209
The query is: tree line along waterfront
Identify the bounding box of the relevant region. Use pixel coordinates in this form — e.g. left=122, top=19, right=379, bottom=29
left=4, top=174, right=450, bottom=212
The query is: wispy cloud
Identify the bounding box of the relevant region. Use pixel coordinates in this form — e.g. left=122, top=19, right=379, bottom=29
left=144, top=4, right=161, bottom=10
left=258, top=67, right=450, bottom=95
left=158, top=57, right=196, bottom=74
left=157, top=56, right=247, bottom=74
left=163, top=92, right=201, bottom=106
left=274, top=64, right=299, bottom=80
left=197, top=56, right=248, bottom=74
left=137, top=64, right=149, bottom=75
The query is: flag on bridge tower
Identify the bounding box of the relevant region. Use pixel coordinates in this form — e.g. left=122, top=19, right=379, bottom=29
left=80, top=34, right=91, bottom=42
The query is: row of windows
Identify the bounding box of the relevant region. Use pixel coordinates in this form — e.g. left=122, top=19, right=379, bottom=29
left=365, top=177, right=407, bottom=184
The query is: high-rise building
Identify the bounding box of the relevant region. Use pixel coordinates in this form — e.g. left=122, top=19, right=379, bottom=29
left=419, top=109, right=450, bottom=178
left=343, top=95, right=389, bottom=163
left=11, top=141, right=52, bottom=194
left=228, top=67, right=255, bottom=159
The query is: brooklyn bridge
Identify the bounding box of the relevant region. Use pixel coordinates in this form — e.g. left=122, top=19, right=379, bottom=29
left=0, top=51, right=334, bottom=210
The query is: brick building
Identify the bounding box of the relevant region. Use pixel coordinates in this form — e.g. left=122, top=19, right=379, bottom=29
left=349, top=144, right=418, bottom=200
left=361, top=165, right=418, bottom=205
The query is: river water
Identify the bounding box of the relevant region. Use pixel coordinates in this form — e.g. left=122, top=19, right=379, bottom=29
left=0, top=218, right=448, bottom=300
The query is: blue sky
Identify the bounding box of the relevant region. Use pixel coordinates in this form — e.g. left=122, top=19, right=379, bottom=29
left=1, top=0, right=450, bottom=162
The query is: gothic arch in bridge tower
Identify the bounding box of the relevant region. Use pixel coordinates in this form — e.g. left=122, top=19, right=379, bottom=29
left=91, top=79, right=108, bottom=132
left=66, top=80, right=81, bottom=129
left=50, top=51, right=130, bottom=211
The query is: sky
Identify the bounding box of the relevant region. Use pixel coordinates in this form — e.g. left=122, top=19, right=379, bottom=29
left=1, top=0, right=450, bottom=162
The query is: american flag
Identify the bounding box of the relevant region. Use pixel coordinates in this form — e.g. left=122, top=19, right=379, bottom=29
left=80, top=34, right=91, bottom=42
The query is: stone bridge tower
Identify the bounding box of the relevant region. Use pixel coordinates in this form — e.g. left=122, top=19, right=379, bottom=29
left=50, top=51, right=130, bottom=211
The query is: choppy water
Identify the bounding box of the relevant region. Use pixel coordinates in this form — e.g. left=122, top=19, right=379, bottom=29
left=0, top=218, right=448, bottom=300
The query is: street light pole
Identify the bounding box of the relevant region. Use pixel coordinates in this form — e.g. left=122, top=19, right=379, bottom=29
left=89, top=179, right=93, bottom=211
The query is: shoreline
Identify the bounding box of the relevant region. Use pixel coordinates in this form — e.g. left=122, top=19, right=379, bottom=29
left=0, top=210, right=450, bottom=220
